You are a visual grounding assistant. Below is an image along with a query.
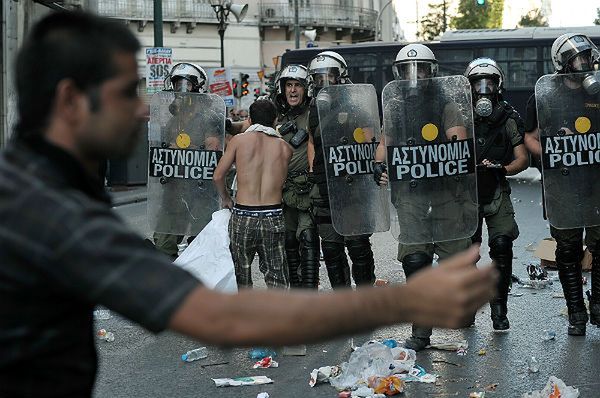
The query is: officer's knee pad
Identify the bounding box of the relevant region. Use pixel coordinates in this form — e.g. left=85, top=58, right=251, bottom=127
left=556, top=240, right=584, bottom=266
left=300, top=228, right=318, bottom=245
left=402, top=252, right=433, bottom=278
left=345, top=236, right=371, bottom=251
left=321, top=240, right=344, bottom=255
left=285, top=231, right=299, bottom=250
left=489, top=235, right=513, bottom=259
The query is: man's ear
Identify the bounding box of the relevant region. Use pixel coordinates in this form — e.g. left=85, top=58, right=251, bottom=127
left=54, top=79, right=87, bottom=124
left=248, top=117, right=253, bottom=125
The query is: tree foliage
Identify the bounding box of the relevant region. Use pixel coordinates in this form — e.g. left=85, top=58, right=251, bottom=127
left=518, top=8, right=549, bottom=27
left=419, top=1, right=450, bottom=41
left=594, top=8, right=600, bottom=25
left=450, top=0, right=504, bottom=30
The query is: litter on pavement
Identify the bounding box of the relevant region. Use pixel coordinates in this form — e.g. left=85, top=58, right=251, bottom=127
left=521, top=376, right=579, bottom=398
left=212, top=376, right=274, bottom=387
left=253, top=356, right=279, bottom=369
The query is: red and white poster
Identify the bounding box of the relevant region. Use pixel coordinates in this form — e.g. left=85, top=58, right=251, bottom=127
left=207, top=67, right=234, bottom=107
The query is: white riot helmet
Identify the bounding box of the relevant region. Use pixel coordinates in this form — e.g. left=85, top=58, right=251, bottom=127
left=164, top=62, right=208, bottom=93
left=308, top=51, right=349, bottom=93
left=551, top=33, right=599, bottom=73
left=276, top=64, right=309, bottom=95
left=465, top=58, right=505, bottom=118
left=392, top=44, right=438, bottom=81
left=464, top=57, right=505, bottom=93
left=551, top=33, right=600, bottom=95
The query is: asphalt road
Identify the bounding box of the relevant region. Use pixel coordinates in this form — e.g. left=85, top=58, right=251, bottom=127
left=94, top=175, right=600, bottom=397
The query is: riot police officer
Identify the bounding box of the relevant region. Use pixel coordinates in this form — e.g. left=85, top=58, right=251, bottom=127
left=526, top=33, right=600, bottom=336
left=275, top=65, right=319, bottom=289
left=307, top=51, right=376, bottom=288
left=151, top=62, right=211, bottom=258
left=465, top=58, right=528, bottom=331
left=375, top=44, right=474, bottom=351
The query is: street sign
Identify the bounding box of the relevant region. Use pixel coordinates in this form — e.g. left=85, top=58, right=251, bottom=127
left=145, top=47, right=173, bottom=94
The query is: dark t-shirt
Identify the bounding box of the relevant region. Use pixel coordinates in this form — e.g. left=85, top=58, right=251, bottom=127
left=0, top=137, right=199, bottom=397
left=525, top=93, right=538, bottom=132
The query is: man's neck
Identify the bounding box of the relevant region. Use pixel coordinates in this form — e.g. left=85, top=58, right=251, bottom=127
left=44, top=123, right=100, bottom=176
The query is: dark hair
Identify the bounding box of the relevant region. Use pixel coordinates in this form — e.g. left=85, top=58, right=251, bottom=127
left=249, top=100, right=277, bottom=127
left=14, top=11, right=140, bottom=138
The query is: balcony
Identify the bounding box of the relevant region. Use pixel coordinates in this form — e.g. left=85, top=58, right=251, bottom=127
left=259, top=2, right=377, bottom=32
left=97, top=0, right=215, bottom=24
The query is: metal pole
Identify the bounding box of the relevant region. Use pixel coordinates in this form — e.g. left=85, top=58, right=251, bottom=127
left=294, top=0, right=300, bottom=49
left=219, top=25, right=225, bottom=67
left=375, top=0, right=393, bottom=41
left=153, top=0, right=163, bottom=47
left=442, top=0, right=447, bottom=32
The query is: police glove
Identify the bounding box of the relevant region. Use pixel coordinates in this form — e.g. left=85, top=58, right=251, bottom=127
left=373, top=162, right=387, bottom=186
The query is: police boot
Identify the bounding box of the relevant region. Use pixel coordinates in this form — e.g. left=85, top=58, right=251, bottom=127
left=402, top=252, right=434, bottom=351
left=489, top=236, right=513, bottom=331
left=556, top=242, right=588, bottom=336
left=299, top=228, right=320, bottom=289
left=589, top=243, right=600, bottom=326
left=285, top=231, right=302, bottom=288
left=346, top=237, right=376, bottom=286
left=321, top=241, right=351, bottom=289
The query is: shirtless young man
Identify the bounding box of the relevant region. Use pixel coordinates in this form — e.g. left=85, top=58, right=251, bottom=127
left=214, top=100, right=293, bottom=288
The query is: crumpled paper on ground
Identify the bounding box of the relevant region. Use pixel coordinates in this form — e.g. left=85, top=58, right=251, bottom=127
left=212, top=376, right=273, bottom=387
left=253, top=356, right=278, bottom=369
left=396, top=365, right=437, bottom=383
left=521, top=376, right=579, bottom=398
left=427, top=339, right=469, bottom=351
left=175, top=210, right=238, bottom=293
left=309, top=366, right=342, bottom=387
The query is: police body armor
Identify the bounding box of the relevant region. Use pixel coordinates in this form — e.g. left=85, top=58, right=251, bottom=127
left=314, top=84, right=390, bottom=236
left=382, top=76, right=478, bottom=244
left=536, top=71, right=600, bottom=229
left=474, top=101, right=520, bottom=204
left=278, top=105, right=312, bottom=211
left=147, top=91, right=225, bottom=235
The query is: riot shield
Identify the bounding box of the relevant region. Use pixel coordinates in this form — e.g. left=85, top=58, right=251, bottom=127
left=382, top=75, right=478, bottom=244
left=536, top=71, right=600, bottom=229
left=316, top=84, right=390, bottom=236
left=147, top=91, right=225, bottom=235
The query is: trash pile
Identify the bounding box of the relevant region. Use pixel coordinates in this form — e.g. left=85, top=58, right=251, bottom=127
left=309, top=341, right=437, bottom=396
left=522, top=376, right=579, bottom=398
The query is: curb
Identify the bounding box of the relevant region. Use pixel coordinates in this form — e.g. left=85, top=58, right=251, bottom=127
left=111, top=194, right=147, bottom=207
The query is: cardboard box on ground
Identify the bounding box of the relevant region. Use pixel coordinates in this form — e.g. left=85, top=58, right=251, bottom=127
left=534, top=238, right=592, bottom=271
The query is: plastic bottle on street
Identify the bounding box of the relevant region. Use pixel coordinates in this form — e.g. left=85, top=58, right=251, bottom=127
left=181, top=347, right=208, bottom=362
left=248, top=348, right=277, bottom=360
left=93, top=309, right=112, bottom=320
left=528, top=356, right=539, bottom=373
left=541, top=330, right=556, bottom=341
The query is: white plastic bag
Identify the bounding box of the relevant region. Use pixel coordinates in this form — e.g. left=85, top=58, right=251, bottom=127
left=522, top=376, right=579, bottom=398
left=174, top=210, right=238, bottom=293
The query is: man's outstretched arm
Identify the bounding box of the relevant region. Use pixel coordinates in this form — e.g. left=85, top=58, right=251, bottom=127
left=169, top=246, right=496, bottom=347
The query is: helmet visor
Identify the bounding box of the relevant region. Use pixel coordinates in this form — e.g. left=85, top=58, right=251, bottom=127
left=470, top=77, right=499, bottom=95
left=558, top=36, right=594, bottom=70
left=569, top=50, right=594, bottom=72
left=173, top=77, right=195, bottom=93
left=310, top=68, right=340, bottom=88
left=393, top=61, right=435, bottom=81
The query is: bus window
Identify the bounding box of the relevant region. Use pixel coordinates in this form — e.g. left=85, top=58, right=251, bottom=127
left=438, top=63, right=469, bottom=77
left=435, top=49, right=474, bottom=63
left=505, top=61, right=537, bottom=88
left=381, top=52, right=396, bottom=85
left=343, top=53, right=378, bottom=86
left=542, top=46, right=554, bottom=74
